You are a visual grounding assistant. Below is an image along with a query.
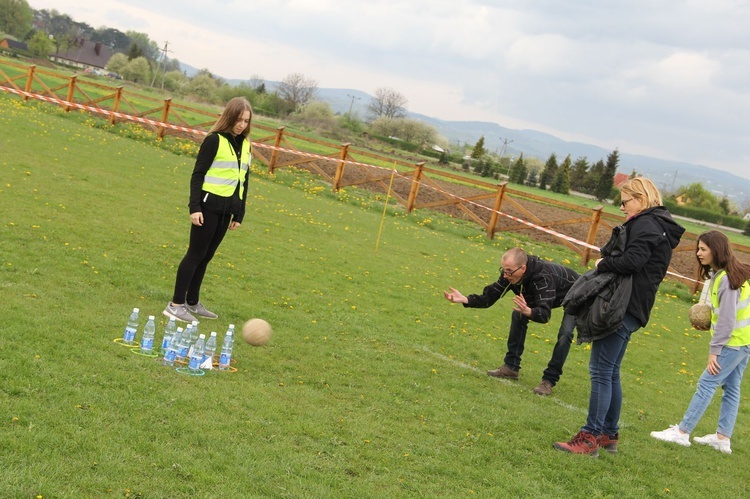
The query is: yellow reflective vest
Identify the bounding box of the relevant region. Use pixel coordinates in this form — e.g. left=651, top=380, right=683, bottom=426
left=202, top=134, right=250, bottom=199
left=710, top=270, right=750, bottom=347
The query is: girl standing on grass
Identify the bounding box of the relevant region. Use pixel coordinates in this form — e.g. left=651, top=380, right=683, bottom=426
left=651, top=230, right=750, bottom=454
left=163, top=97, right=252, bottom=323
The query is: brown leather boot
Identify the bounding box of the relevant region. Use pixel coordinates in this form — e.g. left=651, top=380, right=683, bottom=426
left=486, top=364, right=519, bottom=380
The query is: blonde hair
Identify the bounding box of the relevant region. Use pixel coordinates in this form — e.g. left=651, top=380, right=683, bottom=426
left=620, top=177, right=662, bottom=210
left=208, top=97, right=253, bottom=138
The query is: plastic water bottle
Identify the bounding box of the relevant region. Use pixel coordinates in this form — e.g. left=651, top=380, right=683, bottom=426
left=122, top=308, right=139, bottom=345
left=219, top=325, right=235, bottom=371
left=140, top=315, right=156, bottom=353
left=202, top=332, right=218, bottom=369
left=161, top=317, right=177, bottom=354
left=162, top=327, right=180, bottom=366
left=188, top=334, right=206, bottom=372
left=177, top=325, right=190, bottom=361
left=187, top=321, right=199, bottom=358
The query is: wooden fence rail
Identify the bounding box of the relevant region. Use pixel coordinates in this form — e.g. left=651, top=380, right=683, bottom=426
left=4, top=58, right=749, bottom=293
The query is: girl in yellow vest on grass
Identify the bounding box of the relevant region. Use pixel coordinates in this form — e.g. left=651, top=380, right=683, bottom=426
left=163, top=97, right=252, bottom=323
left=651, top=230, right=750, bottom=454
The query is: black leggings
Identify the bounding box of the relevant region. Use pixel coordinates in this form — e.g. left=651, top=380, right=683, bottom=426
left=172, top=210, right=232, bottom=305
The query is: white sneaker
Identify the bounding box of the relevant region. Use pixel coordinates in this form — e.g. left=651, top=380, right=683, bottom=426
left=694, top=433, right=732, bottom=454
left=651, top=425, right=691, bottom=447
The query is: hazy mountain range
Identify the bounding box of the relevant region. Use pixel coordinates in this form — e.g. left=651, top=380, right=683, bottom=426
left=214, top=69, right=750, bottom=203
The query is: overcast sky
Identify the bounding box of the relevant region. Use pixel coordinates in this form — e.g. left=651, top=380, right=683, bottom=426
left=29, top=0, right=750, bottom=180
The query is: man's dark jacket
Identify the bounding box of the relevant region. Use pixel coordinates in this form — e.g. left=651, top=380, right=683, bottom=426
left=464, top=255, right=579, bottom=324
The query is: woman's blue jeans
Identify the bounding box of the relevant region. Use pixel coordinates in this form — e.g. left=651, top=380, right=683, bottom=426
left=582, top=313, right=640, bottom=436
left=679, top=345, right=750, bottom=438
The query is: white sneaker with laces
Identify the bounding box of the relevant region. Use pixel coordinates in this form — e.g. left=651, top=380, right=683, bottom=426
left=650, top=425, right=691, bottom=446
left=694, top=433, right=732, bottom=454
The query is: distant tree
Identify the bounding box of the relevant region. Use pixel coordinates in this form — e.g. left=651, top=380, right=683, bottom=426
left=0, top=0, right=33, bottom=39
left=185, top=73, right=219, bottom=102
left=398, top=118, right=437, bottom=146
left=277, top=72, right=318, bottom=113
left=745, top=219, right=750, bottom=237
left=292, top=101, right=335, bottom=129
left=526, top=166, right=539, bottom=187
left=248, top=74, right=265, bottom=92
left=550, top=154, right=571, bottom=194
left=675, top=183, right=721, bottom=211
left=719, top=196, right=731, bottom=215
left=594, top=149, right=619, bottom=201
left=106, top=53, right=128, bottom=75
left=509, top=154, right=527, bottom=185
left=217, top=82, right=256, bottom=103
left=125, top=30, right=159, bottom=61
left=585, top=160, right=604, bottom=195
left=162, top=69, right=189, bottom=93
left=438, top=151, right=449, bottom=165
left=119, top=56, right=150, bottom=84
left=367, top=87, right=408, bottom=120
left=27, top=30, right=53, bottom=58
left=126, top=43, right=145, bottom=61
left=539, top=153, right=558, bottom=191
left=471, top=136, right=487, bottom=160
left=569, top=157, right=589, bottom=192
left=91, top=27, right=130, bottom=52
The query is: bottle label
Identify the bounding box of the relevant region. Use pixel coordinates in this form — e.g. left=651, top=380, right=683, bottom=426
left=219, top=353, right=231, bottom=366
left=179, top=346, right=189, bottom=358
left=188, top=356, right=200, bottom=370
left=164, top=350, right=176, bottom=363
left=124, top=327, right=136, bottom=342
left=161, top=336, right=171, bottom=351
left=141, top=338, right=154, bottom=351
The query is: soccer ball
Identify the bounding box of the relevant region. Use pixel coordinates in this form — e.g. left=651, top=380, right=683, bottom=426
left=689, top=303, right=711, bottom=330
left=242, top=318, right=272, bottom=346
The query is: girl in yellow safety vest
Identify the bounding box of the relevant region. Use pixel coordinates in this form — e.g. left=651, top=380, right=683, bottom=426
left=163, top=97, right=252, bottom=323
left=651, top=230, right=750, bottom=454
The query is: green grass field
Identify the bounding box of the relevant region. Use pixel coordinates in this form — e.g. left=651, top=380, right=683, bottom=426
left=2, top=91, right=749, bottom=498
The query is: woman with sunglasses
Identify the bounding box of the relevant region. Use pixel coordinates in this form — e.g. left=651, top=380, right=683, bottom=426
left=554, top=177, right=684, bottom=456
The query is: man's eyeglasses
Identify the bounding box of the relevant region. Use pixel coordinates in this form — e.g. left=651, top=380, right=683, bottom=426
left=501, top=265, right=523, bottom=277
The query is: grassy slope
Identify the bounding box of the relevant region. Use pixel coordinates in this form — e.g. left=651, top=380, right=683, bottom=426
left=1, top=94, right=748, bottom=498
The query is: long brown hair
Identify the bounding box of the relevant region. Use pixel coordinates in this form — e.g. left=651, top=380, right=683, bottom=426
left=208, top=97, right=252, bottom=138
left=696, top=230, right=750, bottom=289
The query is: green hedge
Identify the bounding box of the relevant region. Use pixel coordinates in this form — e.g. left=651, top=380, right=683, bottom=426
left=663, top=199, right=747, bottom=230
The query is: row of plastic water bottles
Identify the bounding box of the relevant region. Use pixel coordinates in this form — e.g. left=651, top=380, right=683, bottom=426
left=123, top=308, right=234, bottom=372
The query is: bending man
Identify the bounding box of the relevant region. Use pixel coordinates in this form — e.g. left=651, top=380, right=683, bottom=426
left=444, top=247, right=579, bottom=395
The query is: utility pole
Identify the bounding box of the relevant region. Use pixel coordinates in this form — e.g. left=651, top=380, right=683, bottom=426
left=347, top=94, right=361, bottom=119
left=150, top=41, right=172, bottom=88
left=500, top=137, right=514, bottom=178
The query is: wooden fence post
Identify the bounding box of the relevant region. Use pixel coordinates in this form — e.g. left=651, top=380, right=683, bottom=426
left=486, top=182, right=508, bottom=239
left=581, top=205, right=603, bottom=266
left=333, top=143, right=351, bottom=191
left=406, top=162, right=425, bottom=213
left=158, top=98, right=172, bottom=139
left=23, top=65, right=35, bottom=101
left=65, top=75, right=77, bottom=112
left=268, top=126, right=285, bottom=173
left=110, top=86, right=123, bottom=125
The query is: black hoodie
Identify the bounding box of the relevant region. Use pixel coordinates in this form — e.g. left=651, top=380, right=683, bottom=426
left=596, top=206, right=685, bottom=327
